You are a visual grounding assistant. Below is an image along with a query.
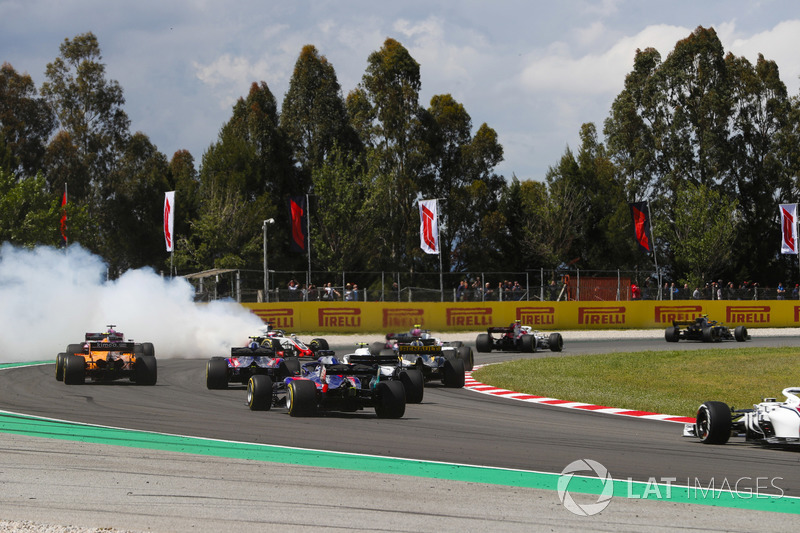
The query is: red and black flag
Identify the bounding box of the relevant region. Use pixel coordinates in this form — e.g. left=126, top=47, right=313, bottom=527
left=629, top=202, right=652, bottom=252
left=289, top=196, right=307, bottom=252
left=60, top=184, right=68, bottom=243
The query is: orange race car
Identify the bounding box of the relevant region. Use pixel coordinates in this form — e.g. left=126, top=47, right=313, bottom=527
left=55, top=325, right=157, bottom=385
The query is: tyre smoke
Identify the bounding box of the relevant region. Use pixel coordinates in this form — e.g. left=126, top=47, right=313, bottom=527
left=0, top=243, right=263, bottom=362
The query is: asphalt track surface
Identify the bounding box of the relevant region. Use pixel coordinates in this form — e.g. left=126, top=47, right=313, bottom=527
left=2, top=333, right=800, bottom=531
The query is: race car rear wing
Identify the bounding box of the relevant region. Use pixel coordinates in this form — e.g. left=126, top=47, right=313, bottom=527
left=89, top=341, right=136, bottom=351
left=397, top=344, right=442, bottom=355
left=85, top=332, right=125, bottom=341
left=347, top=353, right=400, bottom=365
left=486, top=326, right=514, bottom=334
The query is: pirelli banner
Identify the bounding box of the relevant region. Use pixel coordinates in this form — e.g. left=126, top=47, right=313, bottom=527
left=241, top=301, right=798, bottom=332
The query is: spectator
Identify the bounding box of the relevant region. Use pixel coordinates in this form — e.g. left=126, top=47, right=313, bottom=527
left=484, top=282, right=494, bottom=301
left=287, top=279, right=299, bottom=301
left=352, top=284, right=360, bottom=301
left=692, top=287, right=702, bottom=299
left=794, top=284, right=800, bottom=300
left=344, top=283, right=354, bottom=301
left=392, top=282, right=400, bottom=301
left=322, top=282, right=340, bottom=301
left=456, top=280, right=466, bottom=302
left=777, top=282, right=786, bottom=300
left=631, top=283, right=641, bottom=300
left=549, top=279, right=558, bottom=301
left=307, top=284, right=318, bottom=301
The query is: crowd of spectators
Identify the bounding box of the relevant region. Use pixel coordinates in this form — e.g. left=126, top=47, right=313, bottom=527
left=455, top=279, right=526, bottom=301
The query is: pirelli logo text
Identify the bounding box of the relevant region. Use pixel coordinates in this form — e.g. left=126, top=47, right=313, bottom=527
left=655, top=305, right=703, bottom=324
left=517, top=307, right=555, bottom=326
left=251, top=308, right=294, bottom=329
left=383, top=308, right=424, bottom=329
left=726, top=305, right=770, bottom=324
left=578, top=306, right=626, bottom=325
left=446, top=307, right=492, bottom=327
left=318, top=308, right=361, bottom=328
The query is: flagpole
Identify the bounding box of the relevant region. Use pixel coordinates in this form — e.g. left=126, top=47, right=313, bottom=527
left=433, top=197, right=445, bottom=302
left=306, top=193, right=311, bottom=292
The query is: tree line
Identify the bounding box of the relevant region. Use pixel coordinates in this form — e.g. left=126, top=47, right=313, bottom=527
left=1, top=26, right=799, bottom=289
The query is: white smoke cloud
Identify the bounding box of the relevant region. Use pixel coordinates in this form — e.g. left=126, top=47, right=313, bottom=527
left=0, top=243, right=264, bottom=363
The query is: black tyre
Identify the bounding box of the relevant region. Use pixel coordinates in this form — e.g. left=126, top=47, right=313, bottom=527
left=695, top=401, right=732, bottom=444
left=520, top=334, right=535, bottom=353
left=282, top=357, right=301, bottom=376
left=548, top=332, right=564, bottom=352
left=55, top=353, right=66, bottom=381
left=63, top=355, right=85, bottom=385
left=475, top=333, right=492, bottom=353
left=399, top=369, right=424, bottom=404
left=134, top=355, right=157, bottom=386
left=310, top=338, right=329, bottom=351
left=140, top=343, right=155, bottom=357
left=734, top=326, right=748, bottom=342
left=369, top=341, right=386, bottom=356
left=374, top=380, right=406, bottom=419
left=664, top=326, right=679, bottom=342
left=443, top=357, right=465, bottom=388
left=247, top=375, right=273, bottom=411
left=66, top=343, right=84, bottom=356
left=701, top=326, right=719, bottom=343
left=286, top=379, right=317, bottom=417
left=457, top=346, right=474, bottom=371
left=206, top=358, right=229, bottom=389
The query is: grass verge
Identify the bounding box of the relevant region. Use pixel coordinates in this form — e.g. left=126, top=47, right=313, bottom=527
left=471, top=347, right=800, bottom=417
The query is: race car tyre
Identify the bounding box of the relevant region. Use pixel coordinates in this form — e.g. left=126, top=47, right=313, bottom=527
left=548, top=333, right=564, bottom=352
left=443, top=357, right=466, bottom=388
left=63, top=355, right=85, bottom=385
left=55, top=353, right=66, bottom=381
left=286, top=379, right=317, bottom=417
left=310, top=338, right=329, bottom=351
left=282, top=356, right=301, bottom=376
left=701, top=326, right=720, bottom=343
left=134, top=355, right=157, bottom=386
left=369, top=342, right=386, bottom=356
left=374, top=381, right=406, bottom=419
left=695, top=401, right=732, bottom=445
left=664, top=326, right=679, bottom=342
left=399, top=369, right=424, bottom=404
left=475, top=333, right=493, bottom=353
left=734, top=326, right=748, bottom=342
left=206, top=358, right=229, bottom=390
left=457, top=345, right=474, bottom=371
left=133, top=342, right=156, bottom=357
left=67, top=343, right=84, bottom=356
left=247, top=375, right=273, bottom=411
left=520, top=334, right=535, bottom=353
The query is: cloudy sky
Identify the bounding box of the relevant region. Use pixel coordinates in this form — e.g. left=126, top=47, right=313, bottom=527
left=2, top=0, right=799, bottom=181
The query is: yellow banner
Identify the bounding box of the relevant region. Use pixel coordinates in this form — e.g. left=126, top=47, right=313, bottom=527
left=242, top=300, right=799, bottom=332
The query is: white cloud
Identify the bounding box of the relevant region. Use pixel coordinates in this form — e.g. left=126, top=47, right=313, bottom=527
left=727, top=20, right=800, bottom=95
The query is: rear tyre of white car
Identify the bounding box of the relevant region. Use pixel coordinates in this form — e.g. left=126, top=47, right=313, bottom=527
left=374, top=381, right=406, bottom=419
left=695, top=401, right=732, bottom=445
left=457, top=346, right=474, bottom=371
left=734, top=326, right=748, bottom=342
left=520, top=334, right=534, bottom=353
left=548, top=333, right=564, bottom=352
left=399, top=369, right=424, bottom=404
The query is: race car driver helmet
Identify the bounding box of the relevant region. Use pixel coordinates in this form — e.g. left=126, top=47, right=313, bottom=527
left=411, top=324, right=422, bottom=336
left=249, top=341, right=260, bottom=349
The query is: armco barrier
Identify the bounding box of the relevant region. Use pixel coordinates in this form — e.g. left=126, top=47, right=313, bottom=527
left=242, top=300, right=799, bottom=332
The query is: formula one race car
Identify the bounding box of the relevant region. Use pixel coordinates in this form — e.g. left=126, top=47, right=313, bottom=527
left=340, top=344, right=424, bottom=403
left=206, top=337, right=302, bottom=390
left=475, top=323, right=564, bottom=353
left=262, top=328, right=330, bottom=358
left=55, top=325, right=157, bottom=385
left=247, top=355, right=407, bottom=418
left=665, top=316, right=748, bottom=343
left=371, top=328, right=475, bottom=371
left=683, top=388, right=800, bottom=446
left=391, top=343, right=465, bottom=388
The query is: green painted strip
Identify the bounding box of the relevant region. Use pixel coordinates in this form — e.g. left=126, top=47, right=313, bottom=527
left=2, top=363, right=798, bottom=514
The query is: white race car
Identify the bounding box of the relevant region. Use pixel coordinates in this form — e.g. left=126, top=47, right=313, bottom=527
left=684, top=387, right=800, bottom=446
